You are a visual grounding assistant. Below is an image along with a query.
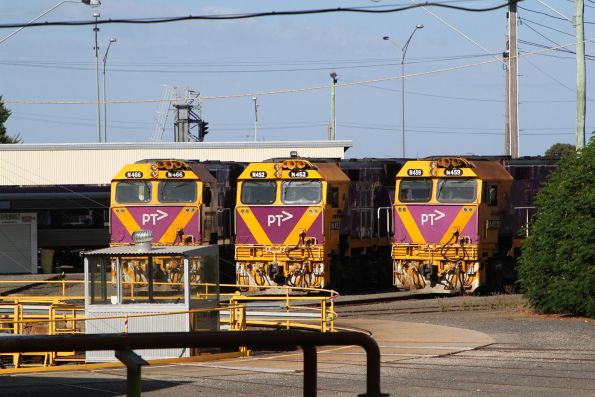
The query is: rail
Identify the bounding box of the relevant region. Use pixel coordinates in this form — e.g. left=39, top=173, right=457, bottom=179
left=0, top=330, right=388, bottom=397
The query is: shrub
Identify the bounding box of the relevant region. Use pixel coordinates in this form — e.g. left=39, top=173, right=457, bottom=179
left=518, top=140, right=594, bottom=318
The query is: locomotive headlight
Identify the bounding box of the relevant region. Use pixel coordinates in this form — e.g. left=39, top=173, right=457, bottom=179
left=430, top=169, right=437, bottom=176
left=151, top=164, right=157, bottom=171
left=275, top=171, right=282, bottom=178
left=274, top=163, right=281, bottom=170
left=430, top=161, right=437, bottom=169
left=151, top=171, right=158, bottom=178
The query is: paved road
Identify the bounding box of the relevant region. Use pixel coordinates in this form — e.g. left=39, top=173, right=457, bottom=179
left=1, top=283, right=594, bottom=396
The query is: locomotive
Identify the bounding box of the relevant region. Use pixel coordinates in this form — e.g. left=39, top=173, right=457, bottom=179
left=390, top=156, right=555, bottom=293
left=234, top=153, right=403, bottom=290
left=110, top=159, right=244, bottom=284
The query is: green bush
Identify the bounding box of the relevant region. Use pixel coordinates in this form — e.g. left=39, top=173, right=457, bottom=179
left=518, top=140, right=595, bottom=318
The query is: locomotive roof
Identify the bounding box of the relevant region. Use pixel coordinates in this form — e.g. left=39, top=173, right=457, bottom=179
left=187, top=163, right=217, bottom=184
left=315, top=162, right=350, bottom=182
left=470, top=160, right=513, bottom=181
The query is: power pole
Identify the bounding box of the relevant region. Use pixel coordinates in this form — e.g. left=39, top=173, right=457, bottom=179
left=504, top=47, right=510, bottom=156
left=575, top=0, right=586, bottom=150
left=506, top=2, right=519, bottom=158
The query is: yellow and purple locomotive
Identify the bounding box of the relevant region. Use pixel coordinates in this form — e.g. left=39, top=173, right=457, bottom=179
left=391, top=157, right=514, bottom=293
left=111, top=160, right=219, bottom=247
left=110, top=159, right=242, bottom=284
left=235, top=153, right=402, bottom=290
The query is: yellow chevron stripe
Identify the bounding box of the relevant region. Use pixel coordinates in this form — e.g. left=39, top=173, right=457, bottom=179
left=283, top=207, right=321, bottom=245
left=237, top=207, right=272, bottom=245
left=160, top=207, right=198, bottom=244
left=397, top=206, right=426, bottom=244
left=440, top=206, right=476, bottom=243
left=113, top=208, right=141, bottom=237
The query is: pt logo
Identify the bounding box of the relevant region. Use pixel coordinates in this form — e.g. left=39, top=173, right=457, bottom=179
left=142, top=210, right=168, bottom=225
left=267, top=211, right=293, bottom=227
left=420, top=209, right=445, bottom=226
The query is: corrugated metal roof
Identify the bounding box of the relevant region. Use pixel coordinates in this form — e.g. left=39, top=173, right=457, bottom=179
left=83, top=244, right=217, bottom=256
left=0, top=141, right=351, bottom=186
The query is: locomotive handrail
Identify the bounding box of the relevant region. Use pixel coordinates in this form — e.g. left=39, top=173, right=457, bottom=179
left=513, top=206, right=537, bottom=237
left=0, top=330, right=388, bottom=397
left=377, top=206, right=393, bottom=237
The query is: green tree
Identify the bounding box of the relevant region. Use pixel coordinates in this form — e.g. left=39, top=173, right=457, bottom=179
left=518, top=139, right=595, bottom=317
left=544, top=143, right=575, bottom=158
left=0, top=96, right=21, bottom=143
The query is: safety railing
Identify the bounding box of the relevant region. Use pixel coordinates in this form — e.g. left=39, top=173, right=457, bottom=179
left=0, top=290, right=336, bottom=368
left=227, top=291, right=335, bottom=333
left=0, top=330, right=388, bottom=397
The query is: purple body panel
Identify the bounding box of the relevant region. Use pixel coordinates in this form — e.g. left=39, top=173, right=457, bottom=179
left=236, top=206, right=323, bottom=245
left=394, top=204, right=478, bottom=244
left=110, top=206, right=200, bottom=244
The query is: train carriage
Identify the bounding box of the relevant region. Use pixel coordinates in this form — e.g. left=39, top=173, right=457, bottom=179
left=391, top=157, right=514, bottom=293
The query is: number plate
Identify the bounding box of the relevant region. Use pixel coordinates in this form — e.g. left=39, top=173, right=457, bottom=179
left=125, top=171, right=143, bottom=178
left=166, top=170, right=185, bottom=178
left=445, top=168, right=463, bottom=176
left=289, top=170, right=308, bottom=178
left=407, top=169, right=423, bottom=176
left=250, top=171, right=267, bottom=178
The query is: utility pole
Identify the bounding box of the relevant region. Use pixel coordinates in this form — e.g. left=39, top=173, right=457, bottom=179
left=504, top=47, right=510, bottom=156
left=507, top=2, right=519, bottom=158
left=329, top=72, right=337, bottom=140
left=575, top=0, right=586, bottom=150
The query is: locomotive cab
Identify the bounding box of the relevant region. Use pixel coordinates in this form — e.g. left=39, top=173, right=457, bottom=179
left=110, top=160, right=221, bottom=287
left=110, top=160, right=218, bottom=246
left=392, top=157, right=513, bottom=293
left=235, top=156, right=349, bottom=289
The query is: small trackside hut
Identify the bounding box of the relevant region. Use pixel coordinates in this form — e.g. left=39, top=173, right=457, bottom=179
left=82, top=242, right=219, bottom=362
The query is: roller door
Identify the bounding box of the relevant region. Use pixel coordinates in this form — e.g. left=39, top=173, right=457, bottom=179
left=0, top=213, right=37, bottom=274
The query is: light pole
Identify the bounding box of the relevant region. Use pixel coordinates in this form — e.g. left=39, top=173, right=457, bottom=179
left=329, top=72, right=338, bottom=141
left=0, top=0, right=100, bottom=46
left=252, top=96, right=258, bottom=142
left=383, top=24, right=424, bottom=158
left=102, top=37, right=117, bottom=143
left=93, top=12, right=102, bottom=142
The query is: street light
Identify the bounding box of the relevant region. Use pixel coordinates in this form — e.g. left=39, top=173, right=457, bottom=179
left=0, top=0, right=100, bottom=46
left=383, top=24, right=424, bottom=158
left=329, top=72, right=338, bottom=140
left=93, top=12, right=102, bottom=142
left=252, top=96, right=258, bottom=142
left=102, top=37, right=117, bottom=143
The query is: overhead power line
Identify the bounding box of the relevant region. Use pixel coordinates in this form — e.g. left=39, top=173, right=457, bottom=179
left=6, top=37, right=594, bottom=106
left=0, top=1, right=522, bottom=29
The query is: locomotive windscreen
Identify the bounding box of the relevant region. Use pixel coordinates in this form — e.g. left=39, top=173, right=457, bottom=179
left=399, top=179, right=431, bottom=202
left=158, top=181, right=197, bottom=203
left=115, top=181, right=151, bottom=203
left=436, top=178, right=477, bottom=203
left=281, top=181, right=322, bottom=204
left=241, top=181, right=276, bottom=204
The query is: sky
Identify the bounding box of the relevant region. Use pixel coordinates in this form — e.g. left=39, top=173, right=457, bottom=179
left=0, top=0, right=593, bottom=159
